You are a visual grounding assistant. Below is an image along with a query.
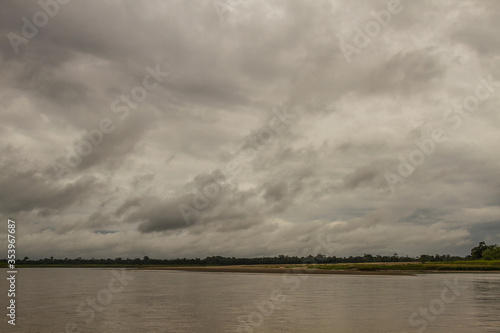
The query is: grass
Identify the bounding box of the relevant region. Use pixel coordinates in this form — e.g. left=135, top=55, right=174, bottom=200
left=312, top=260, right=500, bottom=271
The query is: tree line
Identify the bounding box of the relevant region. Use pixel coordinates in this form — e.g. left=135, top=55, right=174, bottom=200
left=2, top=242, right=497, bottom=266
left=470, top=242, right=500, bottom=260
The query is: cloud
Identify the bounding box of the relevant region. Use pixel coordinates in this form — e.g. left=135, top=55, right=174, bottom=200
left=0, top=145, right=101, bottom=215
left=1, top=0, right=499, bottom=259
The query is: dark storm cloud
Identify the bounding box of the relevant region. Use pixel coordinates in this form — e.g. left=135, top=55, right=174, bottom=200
left=72, top=111, right=156, bottom=172
left=120, top=170, right=268, bottom=234
left=0, top=145, right=100, bottom=215
left=450, top=1, right=500, bottom=55
left=124, top=195, right=195, bottom=233
left=363, top=49, right=445, bottom=94
left=343, top=163, right=385, bottom=190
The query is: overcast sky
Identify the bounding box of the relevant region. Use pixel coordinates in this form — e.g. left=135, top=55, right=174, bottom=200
left=1, top=0, right=499, bottom=259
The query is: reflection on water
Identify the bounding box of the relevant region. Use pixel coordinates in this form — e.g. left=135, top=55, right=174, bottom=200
left=472, top=278, right=500, bottom=331
left=1, top=269, right=500, bottom=332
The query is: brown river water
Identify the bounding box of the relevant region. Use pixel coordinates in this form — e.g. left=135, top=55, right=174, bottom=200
left=1, top=268, right=500, bottom=332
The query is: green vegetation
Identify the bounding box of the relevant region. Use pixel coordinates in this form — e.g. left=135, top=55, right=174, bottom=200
left=471, top=242, right=500, bottom=260
left=0, top=254, right=452, bottom=267
left=312, top=260, right=500, bottom=272
left=1, top=242, right=499, bottom=270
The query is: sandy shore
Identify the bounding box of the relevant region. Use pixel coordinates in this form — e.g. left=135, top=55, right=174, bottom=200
left=136, top=265, right=416, bottom=275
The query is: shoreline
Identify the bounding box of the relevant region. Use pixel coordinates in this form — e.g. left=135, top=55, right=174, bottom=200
left=135, top=265, right=414, bottom=276
left=135, top=264, right=500, bottom=275
left=2, top=266, right=499, bottom=275
left=4, top=261, right=500, bottom=274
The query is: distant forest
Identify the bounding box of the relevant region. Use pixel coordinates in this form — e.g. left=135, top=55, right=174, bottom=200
left=3, top=242, right=498, bottom=266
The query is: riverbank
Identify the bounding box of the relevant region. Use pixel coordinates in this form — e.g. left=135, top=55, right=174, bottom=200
left=3, top=260, right=500, bottom=274
left=136, top=261, right=500, bottom=275
left=137, top=265, right=414, bottom=275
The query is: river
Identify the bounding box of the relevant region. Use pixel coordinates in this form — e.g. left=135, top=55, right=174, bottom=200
left=2, top=268, right=500, bottom=332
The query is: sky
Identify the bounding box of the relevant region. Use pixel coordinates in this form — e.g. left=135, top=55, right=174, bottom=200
left=1, top=0, right=499, bottom=259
